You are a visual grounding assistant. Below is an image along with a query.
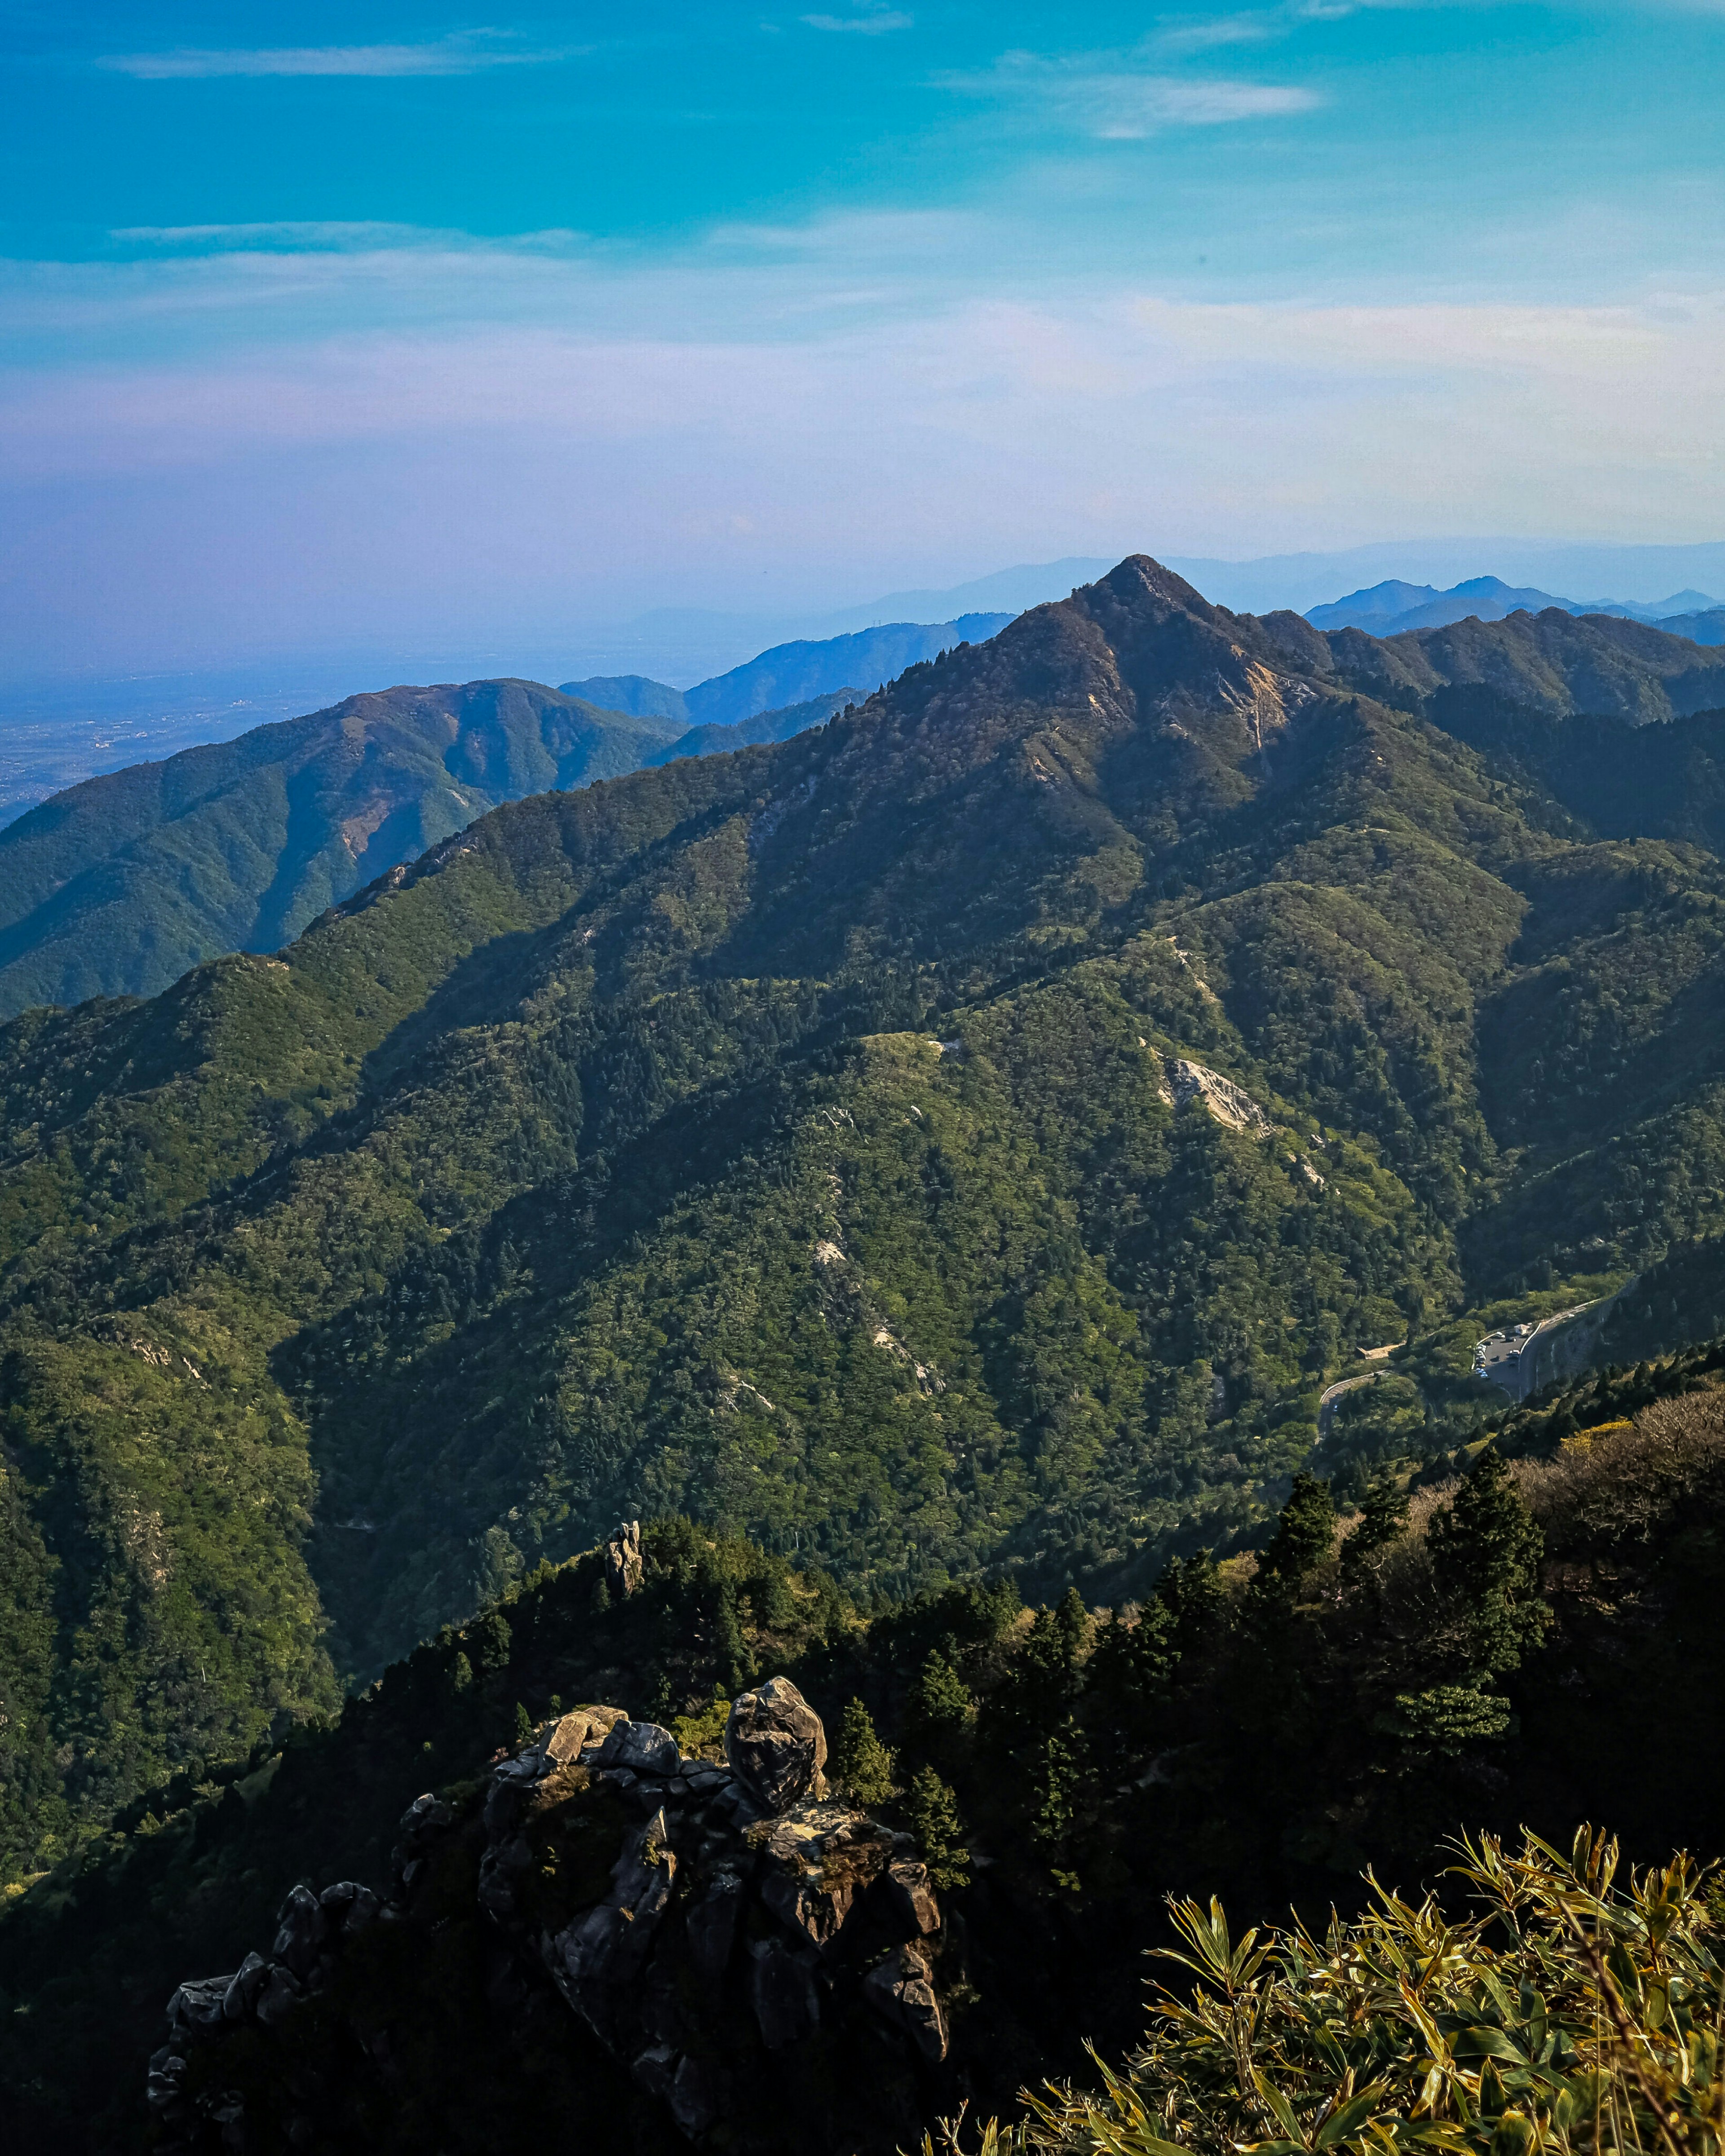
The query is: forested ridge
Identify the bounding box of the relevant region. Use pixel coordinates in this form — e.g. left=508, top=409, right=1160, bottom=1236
left=4, top=1352, right=1722, bottom=2150
left=4, top=553, right=1725, bottom=1933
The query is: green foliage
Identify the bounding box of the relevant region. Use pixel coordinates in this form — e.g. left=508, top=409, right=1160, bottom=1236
left=0, top=680, right=690, bottom=1018
left=1428, top=1447, right=1550, bottom=1679
left=1338, top=1474, right=1410, bottom=1586
left=1257, top=1472, right=1336, bottom=1584
left=1008, top=1825, right=1725, bottom=2156
left=4, top=559, right=1725, bottom=1887
left=905, top=1764, right=971, bottom=1891
left=831, top=1697, right=898, bottom=1809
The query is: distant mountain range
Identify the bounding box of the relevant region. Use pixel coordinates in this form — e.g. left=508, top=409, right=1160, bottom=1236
left=1308, top=574, right=1725, bottom=641
left=0, top=592, right=1720, bottom=1027
left=562, top=612, right=1013, bottom=729
left=0, top=610, right=1011, bottom=1018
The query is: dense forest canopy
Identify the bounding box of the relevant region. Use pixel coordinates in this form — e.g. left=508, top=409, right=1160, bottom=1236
left=1, top=554, right=1725, bottom=1925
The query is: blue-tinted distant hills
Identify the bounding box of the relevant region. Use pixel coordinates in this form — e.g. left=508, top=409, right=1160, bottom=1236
left=563, top=612, right=1013, bottom=731
left=1308, top=574, right=1724, bottom=638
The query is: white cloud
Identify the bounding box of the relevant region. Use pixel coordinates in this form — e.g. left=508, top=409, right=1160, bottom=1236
left=111, top=221, right=438, bottom=248
left=97, top=33, right=576, bottom=80
left=940, top=49, right=1320, bottom=136
left=801, top=5, right=914, bottom=30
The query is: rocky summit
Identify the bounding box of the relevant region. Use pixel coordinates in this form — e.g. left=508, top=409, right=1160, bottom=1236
left=151, top=1681, right=951, bottom=2156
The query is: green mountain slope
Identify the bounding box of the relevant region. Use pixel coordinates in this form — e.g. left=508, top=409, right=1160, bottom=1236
left=1257, top=601, right=1725, bottom=719
left=0, top=680, right=685, bottom=1019
left=5, top=557, right=1725, bottom=1887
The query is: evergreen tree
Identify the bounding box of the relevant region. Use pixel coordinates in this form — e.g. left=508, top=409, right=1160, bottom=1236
left=1427, top=1447, right=1549, bottom=1680
left=1055, top=1586, right=1093, bottom=1663
left=1259, top=1472, right=1336, bottom=1586
left=902, top=1645, right=975, bottom=1763
left=1154, top=1550, right=1227, bottom=1656
left=831, top=1697, right=897, bottom=1809
left=1340, top=1475, right=1411, bottom=1588
left=905, top=1765, right=970, bottom=1890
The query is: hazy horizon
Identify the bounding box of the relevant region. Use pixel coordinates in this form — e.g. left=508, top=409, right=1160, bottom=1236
left=4, top=3, right=1723, bottom=682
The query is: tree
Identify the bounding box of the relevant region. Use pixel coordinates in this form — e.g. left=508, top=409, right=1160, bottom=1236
left=1154, top=1551, right=1226, bottom=1656
left=1258, top=1472, right=1335, bottom=1586
left=1339, top=1475, right=1410, bottom=1589
left=1426, top=1447, right=1549, bottom=1679
left=473, top=1612, right=513, bottom=1674
left=906, top=1765, right=970, bottom=1890
left=902, top=1646, right=975, bottom=1764
left=831, top=1697, right=897, bottom=1809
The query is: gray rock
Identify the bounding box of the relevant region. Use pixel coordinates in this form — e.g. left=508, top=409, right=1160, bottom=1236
left=222, top=1952, right=270, bottom=2021
left=671, top=2054, right=718, bottom=2135
left=885, top=1856, right=942, bottom=1936
left=758, top=1801, right=889, bottom=1949
left=272, top=1883, right=330, bottom=1978
left=598, top=1719, right=681, bottom=1777
left=253, top=1964, right=305, bottom=2031
left=686, top=1868, right=745, bottom=1984
left=169, top=1975, right=233, bottom=2034
left=398, top=1791, right=454, bottom=1842
left=145, top=2048, right=187, bottom=2115
left=478, top=1831, right=534, bottom=1921
left=319, top=1880, right=381, bottom=1936
left=749, top=1938, right=821, bottom=2049
left=605, top=1520, right=644, bottom=1598
left=725, top=1678, right=827, bottom=1812
left=862, top=1943, right=948, bottom=2062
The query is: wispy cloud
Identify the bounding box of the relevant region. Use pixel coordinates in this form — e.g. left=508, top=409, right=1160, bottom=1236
left=97, top=32, right=576, bottom=80
left=801, top=5, right=914, bottom=32
left=942, top=48, right=1320, bottom=136
left=1153, top=2, right=1356, bottom=54
left=111, top=221, right=437, bottom=248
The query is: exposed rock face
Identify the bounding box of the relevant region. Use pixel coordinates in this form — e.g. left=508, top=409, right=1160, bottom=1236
left=605, top=1519, right=644, bottom=1597
left=151, top=1697, right=953, bottom=2153
left=1164, top=1056, right=1274, bottom=1135
left=725, top=1677, right=828, bottom=1810
left=150, top=1873, right=392, bottom=2146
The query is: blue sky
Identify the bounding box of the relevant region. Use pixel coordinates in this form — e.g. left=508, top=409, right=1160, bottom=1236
left=2, top=3, right=1722, bottom=678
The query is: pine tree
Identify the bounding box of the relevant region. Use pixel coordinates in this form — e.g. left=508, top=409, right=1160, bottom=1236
left=1259, top=1472, right=1335, bottom=1585
left=831, top=1697, right=897, bottom=1809
left=903, top=1646, right=975, bottom=1763
left=513, top=1701, right=534, bottom=1748
left=1340, top=1475, right=1411, bottom=1588
left=906, top=1765, right=970, bottom=1890
left=1427, top=1447, right=1549, bottom=1679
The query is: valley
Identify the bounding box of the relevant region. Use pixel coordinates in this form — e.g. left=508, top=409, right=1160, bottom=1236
left=3, top=557, right=1725, bottom=2148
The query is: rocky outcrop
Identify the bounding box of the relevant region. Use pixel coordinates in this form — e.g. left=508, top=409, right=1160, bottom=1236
left=151, top=1688, right=953, bottom=2154
left=1164, top=1056, right=1274, bottom=1135
left=148, top=1875, right=393, bottom=2147
left=605, top=1519, right=644, bottom=1597
left=725, top=1676, right=827, bottom=1809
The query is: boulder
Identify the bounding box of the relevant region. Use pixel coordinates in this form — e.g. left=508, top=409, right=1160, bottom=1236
left=862, top=1944, right=947, bottom=2062
left=749, top=1938, right=821, bottom=2049
left=758, top=1801, right=890, bottom=1948
left=605, top=1520, right=644, bottom=1598
left=252, top=1965, right=304, bottom=2031
left=686, top=1867, right=745, bottom=1984
left=222, top=1953, right=270, bottom=2021
left=885, top=1856, right=941, bottom=1936
left=271, top=1883, right=329, bottom=1979
left=725, top=1678, right=827, bottom=1811
left=318, top=1880, right=381, bottom=1937
left=597, top=1718, right=680, bottom=1777
left=169, top=1975, right=234, bottom=2035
